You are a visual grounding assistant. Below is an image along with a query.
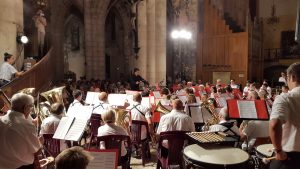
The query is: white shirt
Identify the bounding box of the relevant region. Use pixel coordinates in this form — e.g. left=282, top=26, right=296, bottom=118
left=0, top=111, right=41, bottom=168
left=0, top=62, right=17, bottom=81
left=98, top=123, right=128, bottom=156
left=40, top=114, right=62, bottom=135
left=243, top=86, right=249, bottom=96
left=271, top=86, right=300, bottom=152
left=242, top=120, right=269, bottom=149
left=278, top=77, right=287, bottom=85
left=126, top=101, right=151, bottom=140
left=67, top=99, right=83, bottom=117
left=209, top=120, right=240, bottom=136
left=93, top=101, right=111, bottom=115
left=157, top=110, right=195, bottom=148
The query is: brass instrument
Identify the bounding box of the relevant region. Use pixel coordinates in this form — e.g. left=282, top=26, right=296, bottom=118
left=202, top=99, right=219, bottom=131
left=154, top=101, right=171, bottom=114
left=239, top=120, right=249, bottom=131
left=115, top=108, right=130, bottom=131
left=18, top=88, right=36, bottom=96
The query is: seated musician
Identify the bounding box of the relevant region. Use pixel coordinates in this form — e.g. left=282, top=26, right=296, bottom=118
left=93, top=92, right=111, bottom=115
left=0, top=93, right=41, bottom=169
left=67, top=90, right=83, bottom=116
left=40, top=103, right=64, bottom=134
left=230, top=79, right=239, bottom=89
left=225, top=85, right=235, bottom=99
left=198, top=84, right=207, bottom=96
left=239, top=120, right=269, bottom=151
left=126, top=92, right=153, bottom=140
left=156, top=99, right=195, bottom=157
left=97, top=109, right=129, bottom=158
left=175, top=84, right=185, bottom=95
left=280, top=85, right=289, bottom=95
left=160, top=87, right=171, bottom=106
left=208, top=107, right=240, bottom=137
left=55, top=146, right=93, bottom=169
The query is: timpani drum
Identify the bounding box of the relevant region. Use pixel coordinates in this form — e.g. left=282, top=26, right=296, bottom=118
left=183, top=144, right=249, bottom=169
left=256, top=144, right=274, bottom=158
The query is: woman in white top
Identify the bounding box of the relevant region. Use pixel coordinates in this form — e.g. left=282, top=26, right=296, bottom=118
left=0, top=53, right=23, bottom=86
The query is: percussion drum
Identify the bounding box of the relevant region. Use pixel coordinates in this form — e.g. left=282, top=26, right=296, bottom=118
left=256, top=144, right=274, bottom=158
left=183, top=144, right=249, bottom=169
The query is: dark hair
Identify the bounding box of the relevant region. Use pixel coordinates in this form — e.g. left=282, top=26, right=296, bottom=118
left=161, top=88, right=170, bottom=95
left=4, top=52, right=12, bottom=61
left=225, top=85, right=232, bottom=93
left=73, top=90, right=82, bottom=98
left=287, top=62, right=300, bottom=83
left=134, top=68, right=140, bottom=73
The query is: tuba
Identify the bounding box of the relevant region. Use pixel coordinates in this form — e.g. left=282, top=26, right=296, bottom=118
left=154, top=101, right=171, bottom=114
left=115, top=108, right=130, bottom=131
left=202, top=99, right=219, bottom=131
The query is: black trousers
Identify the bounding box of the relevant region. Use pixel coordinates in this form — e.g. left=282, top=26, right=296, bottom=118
left=17, top=163, right=34, bottom=169
left=270, top=152, right=300, bottom=169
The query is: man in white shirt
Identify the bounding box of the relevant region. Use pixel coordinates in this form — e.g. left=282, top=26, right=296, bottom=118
left=270, top=62, right=300, bottom=169
left=93, top=92, right=111, bottom=115
left=126, top=92, right=153, bottom=140
left=40, top=103, right=64, bottom=134
left=0, top=52, right=23, bottom=86
left=0, top=93, right=41, bottom=168
left=67, top=90, right=83, bottom=116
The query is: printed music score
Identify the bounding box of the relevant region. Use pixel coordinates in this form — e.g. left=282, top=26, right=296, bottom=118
left=87, top=149, right=118, bottom=169
left=187, top=104, right=211, bottom=123
left=86, top=92, right=100, bottom=105
left=108, top=94, right=128, bottom=106
left=237, top=100, right=257, bottom=119
left=67, top=106, right=94, bottom=120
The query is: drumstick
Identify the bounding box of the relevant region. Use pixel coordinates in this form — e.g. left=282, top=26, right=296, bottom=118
left=262, top=156, right=276, bottom=164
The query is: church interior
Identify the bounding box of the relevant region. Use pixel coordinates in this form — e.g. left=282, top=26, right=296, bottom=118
left=0, top=0, right=300, bottom=169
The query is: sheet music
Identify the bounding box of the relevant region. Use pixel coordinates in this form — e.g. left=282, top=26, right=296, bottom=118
left=87, top=151, right=117, bottom=169
left=216, top=97, right=227, bottom=107
left=86, top=92, right=100, bottom=105
left=196, top=97, right=201, bottom=104
left=153, top=91, right=161, bottom=98
left=126, top=94, right=134, bottom=105
left=53, top=116, right=75, bottom=140
left=108, top=94, right=127, bottom=106
left=64, top=118, right=88, bottom=141
left=237, top=100, right=258, bottom=119
left=187, top=104, right=203, bottom=123
left=125, top=90, right=140, bottom=95
left=67, top=106, right=94, bottom=120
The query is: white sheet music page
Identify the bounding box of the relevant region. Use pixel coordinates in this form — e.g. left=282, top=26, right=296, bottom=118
left=86, top=92, right=100, bottom=105
left=64, top=118, right=88, bottom=141
left=53, top=116, right=75, bottom=140
left=188, top=104, right=203, bottom=123
left=87, top=151, right=117, bottom=169
left=68, top=106, right=94, bottom=120
left=178, top=95, right=187, bottom=105
left=141, top=97, right=150, bottom=108
left=237, top=100, right=258, bottom=119
left=108, top=94, right=127, bottom=106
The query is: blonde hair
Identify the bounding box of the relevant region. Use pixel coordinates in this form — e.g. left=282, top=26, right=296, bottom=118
left=101, top=109, right=116, bottom=123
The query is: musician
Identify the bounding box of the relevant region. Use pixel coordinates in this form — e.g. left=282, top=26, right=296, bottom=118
left=40, top=103, right=64, bottom=134
left=208, top=107, right=240, bottom=137
left=130, top=68, right=147, bottom=91
left=160, top=88, right=171, bottom=106
left=0, top=93, right=41, bottom=169
left=230, top=79, right=239, bottom=89
left=270, top=63, right=300, bottom=169
left=243, top=80, right=251, bottom=97
left=0, top=52, right=24, bottom=86
left=280, top=85, right=289, bottom=95
left=126, top=92, right=153, bottom=140
left=55, top=146, right=93, bottom=169
left=198, top=84, right=207, bottom=96
left=93, top=92, right=111, bottom=115
left=278, top=72, right=287, bottom=85
left=175, top=83, right=185, bottom=95
left=156, top=99, right=195, bottom=157
left=97, top=109, right=129, bottom=157
left=67, top=90, right=83, bottom=116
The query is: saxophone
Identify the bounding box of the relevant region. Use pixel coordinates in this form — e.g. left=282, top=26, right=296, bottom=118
left=202, top=99, right=219, bottom=131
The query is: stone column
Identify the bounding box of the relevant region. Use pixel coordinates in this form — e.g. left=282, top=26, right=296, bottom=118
left=146, top=0, right=156, bottom=85
left=137, top=0, right=147, bottom=79
left=155, top=0, right=167, bottom=84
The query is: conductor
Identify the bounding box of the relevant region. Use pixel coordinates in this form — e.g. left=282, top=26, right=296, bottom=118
left=130, top=68, right=148, bottom=91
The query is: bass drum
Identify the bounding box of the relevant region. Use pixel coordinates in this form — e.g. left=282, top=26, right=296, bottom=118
left=183, top=144, right=249, bottom=169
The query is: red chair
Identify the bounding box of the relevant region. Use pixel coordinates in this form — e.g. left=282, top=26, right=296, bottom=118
left=88, top=114, right=102, bottom=149
left=156, top=131, right=187, bottom=169
left=130, top=120, right=151, bottom=166
left=97, top=135, right=131, bottom=169
left=43, top=134, right=60, bottom=158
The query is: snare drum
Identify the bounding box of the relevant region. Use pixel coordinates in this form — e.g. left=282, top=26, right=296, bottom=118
left=183, top=144, right=249, bottom=169
left=256, top=144, right=274, bottom=158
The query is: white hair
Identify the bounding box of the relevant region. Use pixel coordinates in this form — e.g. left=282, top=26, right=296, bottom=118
left=11, top=93, right=34, bottom=112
